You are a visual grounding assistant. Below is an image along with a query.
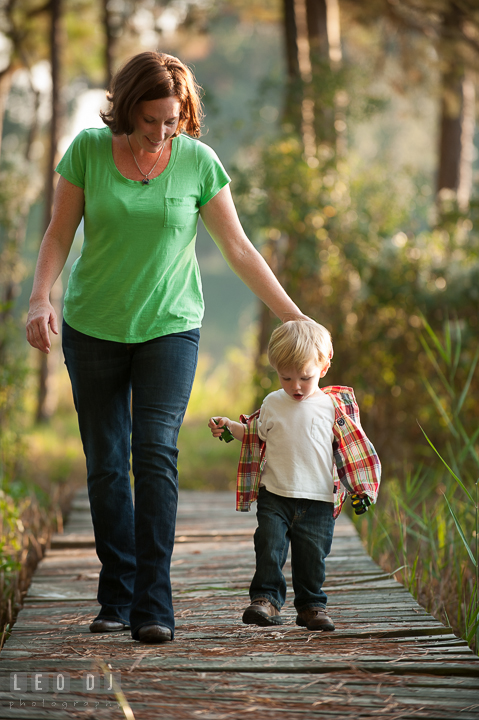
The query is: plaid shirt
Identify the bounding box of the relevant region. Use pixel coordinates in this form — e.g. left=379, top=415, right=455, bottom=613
left=236, top=385, right=381, bottom=518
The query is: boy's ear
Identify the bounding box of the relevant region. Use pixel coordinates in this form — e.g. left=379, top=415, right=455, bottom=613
left=320, top=360, right=331, bottom=378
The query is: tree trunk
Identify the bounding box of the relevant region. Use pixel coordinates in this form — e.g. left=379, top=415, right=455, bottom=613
left=305, top=0, right=336, bottom=146
left=102, top=0, right=115, bottom=88
left=306, top=0, right=328, bottom=68
left=456, top=74, right=475, bottom=212
left=254, top=0, right=343, bottom=407
left=0, top=74, right=41, bottom=367
left=282, top=0, right=303, bottom=131
left=25, top=82, right=41, bottom=162
left=437, top=70, right=465, bottom=195
left=0, top=67, right=15, bottom=157
left=254, top=0, right=302, bottom=407
left=283, top=0, right=300, bottom=81
left=36, top=0, right=62, bottom=424
left=437, top=70, right=475, bottom=210
left=436, top=2, right=475, bottom=212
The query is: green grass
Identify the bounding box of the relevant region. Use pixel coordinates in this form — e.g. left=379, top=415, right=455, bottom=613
left=355, top=317, right=479, bottom=653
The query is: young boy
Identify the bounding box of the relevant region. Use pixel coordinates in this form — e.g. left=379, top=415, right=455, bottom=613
left=208, top=320, right=381, bottom=631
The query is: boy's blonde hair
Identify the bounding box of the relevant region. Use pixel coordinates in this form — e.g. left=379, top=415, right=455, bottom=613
left=267, top=320, right=333, bottom=372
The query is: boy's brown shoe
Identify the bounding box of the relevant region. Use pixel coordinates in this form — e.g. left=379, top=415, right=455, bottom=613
left=242, top=598, right=283, bottom=626
left=296, top=607, right=335, bottom=631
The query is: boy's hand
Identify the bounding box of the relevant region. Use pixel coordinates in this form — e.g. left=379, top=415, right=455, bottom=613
left=208, top=417, right=245, bottom=442
left=208, top=416, right=232, bottom=439
left=350, top=494, right=371, bottom=515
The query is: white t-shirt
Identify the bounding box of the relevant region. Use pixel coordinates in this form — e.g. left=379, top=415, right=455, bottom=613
left=257, top=388, right=336, bottom=502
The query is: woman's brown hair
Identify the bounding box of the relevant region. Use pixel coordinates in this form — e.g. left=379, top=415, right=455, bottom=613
left=100, top=51, right=204, bottom=137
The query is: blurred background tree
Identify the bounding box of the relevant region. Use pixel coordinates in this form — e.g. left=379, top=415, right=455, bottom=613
left=233, top=0, right=478, bottom=468
left=0, top=0, right=478, bottom=647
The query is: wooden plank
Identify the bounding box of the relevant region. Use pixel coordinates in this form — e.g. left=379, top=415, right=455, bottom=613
left=1, top=490, right=478, bottom=720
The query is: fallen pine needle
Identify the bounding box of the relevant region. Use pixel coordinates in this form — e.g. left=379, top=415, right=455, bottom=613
left=97, top=659, right=135, bottom=720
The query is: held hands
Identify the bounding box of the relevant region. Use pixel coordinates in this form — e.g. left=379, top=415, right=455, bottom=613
left=281, top=312, right=312, bottom=323
left=26, top=300, right=58, bottom=354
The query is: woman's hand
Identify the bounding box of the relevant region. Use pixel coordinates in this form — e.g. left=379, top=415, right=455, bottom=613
left=281, top=312, right=312, bottom=323
left=26, top=299, right=59, bottom=354
left=26, top=177, right=84, bottom=353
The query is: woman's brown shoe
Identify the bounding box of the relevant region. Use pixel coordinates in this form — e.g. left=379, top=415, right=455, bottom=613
left=138, top=625, right=172, bottom=643
left=89, top=619, right=129, bottom=633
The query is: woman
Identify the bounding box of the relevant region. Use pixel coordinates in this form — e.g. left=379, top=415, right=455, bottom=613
left=26, top=51, right=307, bottom=644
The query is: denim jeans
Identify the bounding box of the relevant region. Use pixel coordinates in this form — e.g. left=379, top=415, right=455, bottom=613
left=250, top=487, right=335, bottom=612
left=62, top=320, right=199, bottom=639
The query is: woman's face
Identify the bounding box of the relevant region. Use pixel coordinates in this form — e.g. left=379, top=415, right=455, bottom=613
left=131, top=96, right=181, bottom=152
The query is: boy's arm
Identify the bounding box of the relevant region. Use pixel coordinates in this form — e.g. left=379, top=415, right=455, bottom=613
left=208, top=417, right=245, bottom=442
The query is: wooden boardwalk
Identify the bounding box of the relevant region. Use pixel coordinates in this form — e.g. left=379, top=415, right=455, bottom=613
left=1, top=489, right=479, bottom=719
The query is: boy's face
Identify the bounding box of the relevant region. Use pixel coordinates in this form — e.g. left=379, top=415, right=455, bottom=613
left=277, top=359, right=329, bottom=402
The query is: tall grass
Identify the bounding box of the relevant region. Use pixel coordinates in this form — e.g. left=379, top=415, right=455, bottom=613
left=356, top=316, right=479, bottom=653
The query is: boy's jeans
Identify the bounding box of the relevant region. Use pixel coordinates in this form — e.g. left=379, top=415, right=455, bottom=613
left=62, top=320, right=199, bottom=639
left=250, top=487, right=335, bottom=612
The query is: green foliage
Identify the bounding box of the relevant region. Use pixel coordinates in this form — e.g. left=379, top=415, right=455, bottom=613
left=356, top=320, right=479, bottom=653
left=0, top=0, right=477, bottom=653
left=0, top=491, right=24, bottom=558
left=0, top=299, right=30, bottom=634
left=0, top=161, right=46, bottom=637
left=63, top=3, right=106, bottom=84
left=0, top=168, right=34, bottom=490
left=0, top=159, right=42, bottom=478
left=233, top=70, right=479, bottom=644
left=186, top=337, right=256, bottom=420
left=0, top=0, right=50, bottom=70
left=178, top=421, right=239, bottom=493
left=233, top=107, right=479, bottom=467
left=178, top=338, right=257, bottom=491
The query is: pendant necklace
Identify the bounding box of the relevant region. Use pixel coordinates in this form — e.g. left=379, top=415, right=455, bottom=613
left=127, top=135, right=166, bottom=185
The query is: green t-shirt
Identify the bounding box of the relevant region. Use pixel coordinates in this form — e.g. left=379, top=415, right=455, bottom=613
left=56, top=127, right=231, bottom=342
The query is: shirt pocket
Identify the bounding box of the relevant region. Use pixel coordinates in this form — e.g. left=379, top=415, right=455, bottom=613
left=164, top=197, right=197, bottom=228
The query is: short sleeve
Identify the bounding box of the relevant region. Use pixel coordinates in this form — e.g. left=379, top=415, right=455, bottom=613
left=55, top=130, right=89, bottom=189
left=257, top=400, right=272, bottom=442
left=197, top=142, right=231, bottom=207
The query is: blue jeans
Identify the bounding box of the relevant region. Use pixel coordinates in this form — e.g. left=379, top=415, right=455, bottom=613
left=250, top=487, right=335, bottom=612
left=62, top=320, right=199, bottom=639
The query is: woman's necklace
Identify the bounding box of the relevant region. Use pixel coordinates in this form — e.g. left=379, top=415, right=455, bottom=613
left=127, top=135, right=166, bottom=185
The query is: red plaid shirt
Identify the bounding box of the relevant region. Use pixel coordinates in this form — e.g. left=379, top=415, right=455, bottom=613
left=236, top=386, right=381, bottom=518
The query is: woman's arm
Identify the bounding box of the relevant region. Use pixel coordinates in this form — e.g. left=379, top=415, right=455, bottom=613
left=26, top=177, right=85, bottom=354
left=200, top=185, right=308, bottom=322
